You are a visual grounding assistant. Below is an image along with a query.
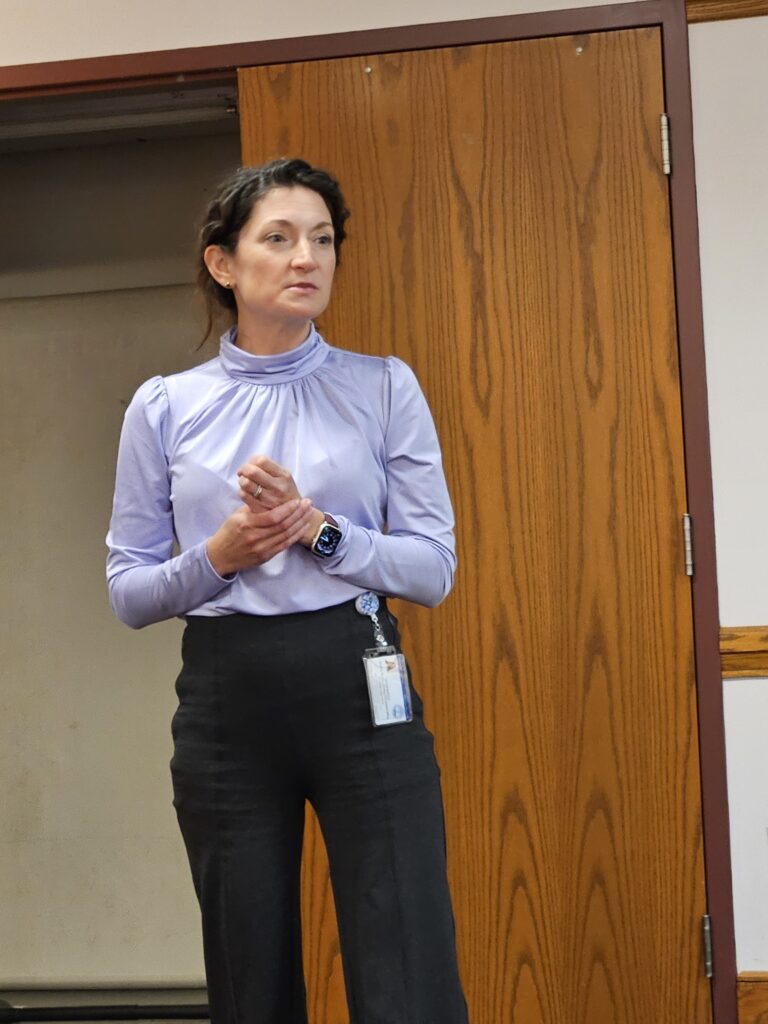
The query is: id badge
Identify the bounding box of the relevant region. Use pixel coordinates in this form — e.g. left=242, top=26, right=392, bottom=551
left=363, top=646, right=413, bottom=727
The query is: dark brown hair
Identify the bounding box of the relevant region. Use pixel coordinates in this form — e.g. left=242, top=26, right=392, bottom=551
left=197, top=158, right=350, bottom=343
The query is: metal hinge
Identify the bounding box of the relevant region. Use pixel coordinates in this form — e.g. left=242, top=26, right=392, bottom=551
left=683, top=514, right=694, bottom=577
left=702, top=914, right=714, bottom=977
left=661, top=113, right=671, bottom=175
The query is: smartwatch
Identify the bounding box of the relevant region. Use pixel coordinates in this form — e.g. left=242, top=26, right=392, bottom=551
left=310, top=514, right=343, bottom=558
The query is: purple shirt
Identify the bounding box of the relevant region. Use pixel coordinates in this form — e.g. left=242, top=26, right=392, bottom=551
left=106, top=325, right=456, bottom=628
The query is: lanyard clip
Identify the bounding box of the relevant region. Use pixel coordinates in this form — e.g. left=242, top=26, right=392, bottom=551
left=355, top=592, right=388, bottom=648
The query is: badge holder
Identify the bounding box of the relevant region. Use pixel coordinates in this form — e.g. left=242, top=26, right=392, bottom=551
left=355, top=593, right=412, bottom=727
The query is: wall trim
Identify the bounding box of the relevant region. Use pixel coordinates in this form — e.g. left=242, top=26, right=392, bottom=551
left=687, top=0, right=768, bottom=22
left=721, top=626, right=768, bottom=678
left=663, top=0, right=738, bottom=1015
left=0, top=0, right=764, bottom=98
left=0, top=0, right=724, bottom=100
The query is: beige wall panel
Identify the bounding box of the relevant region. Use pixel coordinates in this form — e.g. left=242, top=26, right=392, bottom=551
left=0, top=285, right=212, bottom=985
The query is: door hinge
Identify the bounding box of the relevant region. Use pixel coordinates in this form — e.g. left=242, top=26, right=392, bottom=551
left=702, top=914, right=714, bottom=977
left=661, top=113, right=671, bottom=175
left=683, top=514, right=694, bottom=577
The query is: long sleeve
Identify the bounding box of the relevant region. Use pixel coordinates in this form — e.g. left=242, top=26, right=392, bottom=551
left=106, top=332, right=456, bottom=622
left=317, top=358, right=457, bottom=607
left=106, top=377, right=234, bottom=629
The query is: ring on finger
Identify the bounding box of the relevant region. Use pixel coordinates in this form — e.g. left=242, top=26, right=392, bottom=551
left=253, top=484, right=263, bottom=499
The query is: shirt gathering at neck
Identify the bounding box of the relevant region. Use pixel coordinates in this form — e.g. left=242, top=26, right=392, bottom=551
left=218, top=322, right=330, bottom=385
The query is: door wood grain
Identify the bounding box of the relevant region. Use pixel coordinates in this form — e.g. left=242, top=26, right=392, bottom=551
left=239, top=28, right=711, bottom=1024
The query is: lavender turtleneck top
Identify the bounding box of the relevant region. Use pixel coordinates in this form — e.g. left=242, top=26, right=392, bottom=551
left=106, top=324, right=456, bottom=629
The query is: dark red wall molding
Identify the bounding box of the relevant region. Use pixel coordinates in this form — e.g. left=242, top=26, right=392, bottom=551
left=0, top=2, right=664, bottom=97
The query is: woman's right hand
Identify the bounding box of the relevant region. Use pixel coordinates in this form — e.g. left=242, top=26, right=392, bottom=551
left=206, top=497, right=316, bottom=577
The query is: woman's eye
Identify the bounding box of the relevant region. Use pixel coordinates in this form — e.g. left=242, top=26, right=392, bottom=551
left=265, top=233, right=286, bottom=243
left=315, top=235, right=333, bottom=246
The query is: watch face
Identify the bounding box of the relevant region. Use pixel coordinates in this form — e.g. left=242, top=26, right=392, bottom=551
left=313, top=523, right=342, bottom=557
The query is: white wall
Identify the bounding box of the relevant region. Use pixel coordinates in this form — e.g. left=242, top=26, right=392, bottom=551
left=722, top=678, right=768, bottom=971
left=0, top=0, right=637, bottom=67
left=690, top=17, right=768, bottom=629
left=689, top=15, right=768, bottom=973
left=0, top=285, right=207, bottom=986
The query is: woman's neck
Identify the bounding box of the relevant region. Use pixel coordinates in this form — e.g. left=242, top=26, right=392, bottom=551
left=234, top=315, right=312, bottom=356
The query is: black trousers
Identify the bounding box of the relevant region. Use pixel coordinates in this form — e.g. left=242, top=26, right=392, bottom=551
left=170, top=599, right=469, bottom=1024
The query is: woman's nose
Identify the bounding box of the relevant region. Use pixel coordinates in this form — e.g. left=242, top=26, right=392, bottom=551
left=292, top=240, right=317, bottom=268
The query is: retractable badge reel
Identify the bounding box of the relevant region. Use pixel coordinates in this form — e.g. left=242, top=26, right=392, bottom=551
left=355, top=592, right=412, bottom=727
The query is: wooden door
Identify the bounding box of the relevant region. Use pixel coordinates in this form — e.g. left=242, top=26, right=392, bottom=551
left=239, top=28, right=711, bottom=1024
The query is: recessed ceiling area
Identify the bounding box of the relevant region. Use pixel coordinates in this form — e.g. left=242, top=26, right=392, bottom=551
left=0, top=79, right=242, bottom=298
left=0, top=78, right=239, bottom=153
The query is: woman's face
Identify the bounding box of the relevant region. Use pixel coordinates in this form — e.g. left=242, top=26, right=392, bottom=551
left=216, top=185, right=337, bottom=332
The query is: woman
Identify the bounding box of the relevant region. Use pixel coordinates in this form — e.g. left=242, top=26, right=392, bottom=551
left=107, top=158, right=469, bottom=1023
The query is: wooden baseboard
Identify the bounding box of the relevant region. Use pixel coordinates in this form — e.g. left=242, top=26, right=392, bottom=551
left=721, top=626, right=768, bottom=678
left=739, top=974, right=768, bottom=1024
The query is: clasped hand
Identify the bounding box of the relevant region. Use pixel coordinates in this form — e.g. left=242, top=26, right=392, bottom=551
left=206, top=455, right=325, bottom=577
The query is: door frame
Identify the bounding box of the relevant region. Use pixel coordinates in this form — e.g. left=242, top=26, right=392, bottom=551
left=0, top=0, right=735, bottom=1019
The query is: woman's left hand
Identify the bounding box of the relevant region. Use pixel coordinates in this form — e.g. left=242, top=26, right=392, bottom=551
left=237, top=456, right=324, bottom=546
left=239, top=454, right=325, bottom=548
left=237, top=454, right=301, bottom=512
left=237, top=458, right=327, bottom=548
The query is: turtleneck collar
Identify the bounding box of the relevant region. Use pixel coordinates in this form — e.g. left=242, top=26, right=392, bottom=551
left=219, top=323, right=330, bottom=385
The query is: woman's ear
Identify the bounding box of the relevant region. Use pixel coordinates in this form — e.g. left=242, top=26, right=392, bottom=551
left=203, top=245, right=233, bottom=289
